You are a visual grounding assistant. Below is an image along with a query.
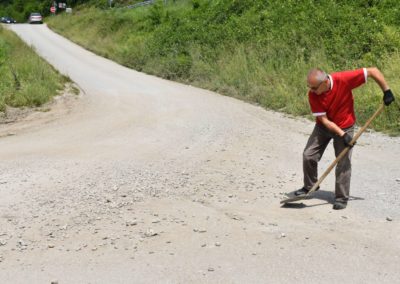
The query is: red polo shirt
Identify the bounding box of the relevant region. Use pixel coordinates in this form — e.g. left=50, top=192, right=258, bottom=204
left=308, top=68, right=367, bottom=129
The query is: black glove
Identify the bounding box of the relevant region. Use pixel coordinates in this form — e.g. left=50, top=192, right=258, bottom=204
left=342, top=133, right=354, bottom=147
left=383, top=89, right=395, bottom=106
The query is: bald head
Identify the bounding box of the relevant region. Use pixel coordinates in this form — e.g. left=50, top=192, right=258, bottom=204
left=308, top=68, right=327, bottom=83
left=307, top=68, right=330, bottom=94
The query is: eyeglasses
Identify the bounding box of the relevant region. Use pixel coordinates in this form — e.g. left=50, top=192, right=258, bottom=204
left=308, top=80, right=325, bottom=92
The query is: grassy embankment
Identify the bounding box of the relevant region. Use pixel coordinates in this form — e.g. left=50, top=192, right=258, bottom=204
left=48, top=0, right=400, bottom=135
left=0, top=25, right=69, bottom=113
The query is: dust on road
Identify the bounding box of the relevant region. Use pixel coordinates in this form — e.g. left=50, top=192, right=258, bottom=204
left=0, top=24, right=399, bottom=283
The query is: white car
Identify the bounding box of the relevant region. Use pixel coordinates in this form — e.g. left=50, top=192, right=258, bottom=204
left=28, top=13, right=43, bottom=24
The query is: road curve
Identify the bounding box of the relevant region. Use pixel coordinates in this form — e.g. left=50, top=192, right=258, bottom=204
left=0, top=24, right=399, bottom=283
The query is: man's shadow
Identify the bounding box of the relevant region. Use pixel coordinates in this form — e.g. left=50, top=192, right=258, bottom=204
left=281, top=189, right=364, bottom=209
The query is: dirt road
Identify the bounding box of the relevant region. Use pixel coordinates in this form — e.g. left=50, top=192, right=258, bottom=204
left=1, top=24, right=399, bottom=283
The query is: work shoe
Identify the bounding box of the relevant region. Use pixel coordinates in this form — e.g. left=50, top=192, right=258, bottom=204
left=294, top=186, right=320, bottom=196
left=332, top=200, right=348, bottom=210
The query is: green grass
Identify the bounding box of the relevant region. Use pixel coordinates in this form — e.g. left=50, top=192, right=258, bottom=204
left=47, top=0, right=400, bottom=135
left=0, top=25, right=68, bottom=113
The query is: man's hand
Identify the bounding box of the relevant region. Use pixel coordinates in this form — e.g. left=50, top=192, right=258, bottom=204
left=383, top=89, right=395, bottom=106
left=342, top=133, right=354, bottom=147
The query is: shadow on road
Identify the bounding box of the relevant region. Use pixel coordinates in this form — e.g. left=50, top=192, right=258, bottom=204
left=281, top=190, right=365, bottom=209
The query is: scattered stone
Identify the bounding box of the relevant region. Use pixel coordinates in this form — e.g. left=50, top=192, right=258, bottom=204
left=126, top=221, right=138, bottom=226
left=208, top=267, right=214, bottom=272
left=215, top=242, right=221, bottom=247
left=201, top=243, right=206, bottom=247
left=0, top=240, right=7, bottom=246
left=144, top=229, right=158, bottom=237
left=48, top=244, right=55, bottom=249
left=280, top=233, right=286, bottom=238
left=386, top=217, right=393, bottom=222
left=51, top=281, right=58, bottom=284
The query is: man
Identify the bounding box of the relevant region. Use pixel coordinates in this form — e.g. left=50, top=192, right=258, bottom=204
left=295, top=67, right=395, bottom=210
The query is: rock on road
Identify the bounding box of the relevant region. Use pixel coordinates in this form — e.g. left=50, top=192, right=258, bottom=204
left=0, top=24, right=399, bottom=283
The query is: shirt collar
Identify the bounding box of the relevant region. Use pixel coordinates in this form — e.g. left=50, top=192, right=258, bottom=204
left=328, top=74, right=333, bottom=90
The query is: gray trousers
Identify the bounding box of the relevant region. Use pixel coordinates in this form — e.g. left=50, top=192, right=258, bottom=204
left=303, top=124, right=354, bottom=201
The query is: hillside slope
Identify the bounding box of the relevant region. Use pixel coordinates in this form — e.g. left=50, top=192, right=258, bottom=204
left=47, top=0, right=400, bottom=134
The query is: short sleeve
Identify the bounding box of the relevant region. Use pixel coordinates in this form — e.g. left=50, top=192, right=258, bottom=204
left=338, top=68, right=366, bottom=90
left=308, top=91, right=326, bottom=116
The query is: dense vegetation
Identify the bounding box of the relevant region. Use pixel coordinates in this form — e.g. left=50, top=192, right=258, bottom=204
left=0, top=0, right=145, bottom=22
left=47, top=0, right=400, bottom=134
left=0, top=26, right=67, bottom=112
left=0, top=0, right=51, bottom=22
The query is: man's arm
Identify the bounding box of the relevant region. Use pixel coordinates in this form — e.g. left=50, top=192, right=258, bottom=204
left=317, top=115, right=345, bottom=136
left=317, top=115, right=353, bottom=146
left=366, top=67, right=395, bottom=106
left=366, top=67, right=390, bottom=91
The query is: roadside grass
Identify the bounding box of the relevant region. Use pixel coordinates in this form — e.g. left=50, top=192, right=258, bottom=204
left=47, top=0, right=400, bottom=135
left=0, top=25, right=68, bottom=113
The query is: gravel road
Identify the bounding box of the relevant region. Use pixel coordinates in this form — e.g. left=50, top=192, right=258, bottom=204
left=0, top=24, right=399, bottom=283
